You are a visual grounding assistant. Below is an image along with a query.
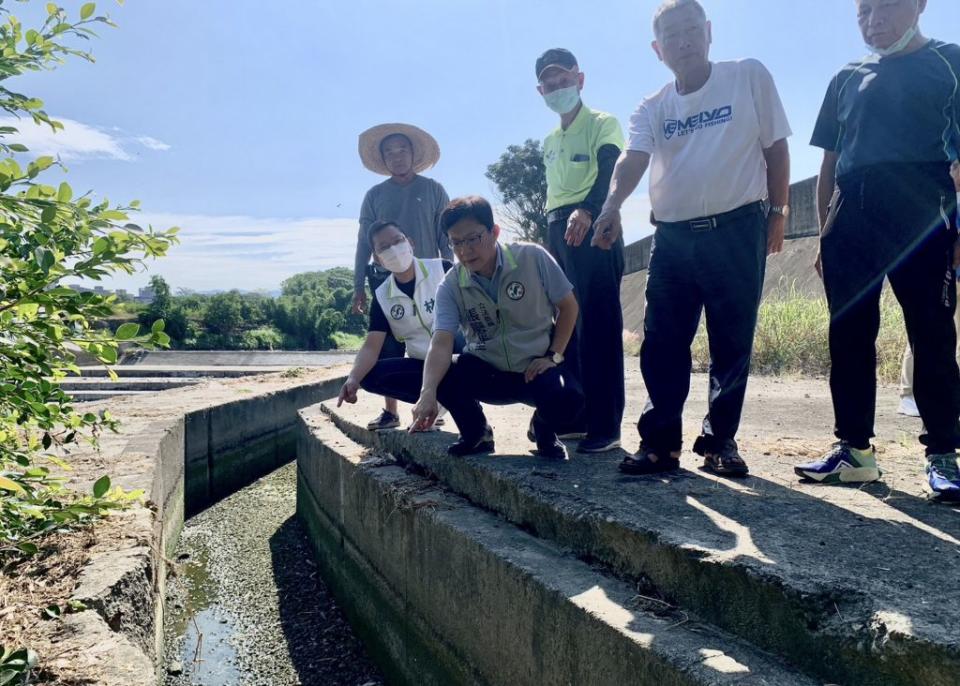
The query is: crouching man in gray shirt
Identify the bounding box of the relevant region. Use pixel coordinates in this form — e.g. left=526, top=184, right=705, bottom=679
left=410, top=196, right=584, bottom=460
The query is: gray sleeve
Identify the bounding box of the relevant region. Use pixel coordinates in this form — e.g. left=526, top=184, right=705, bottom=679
left=355, top=189, right=376, bottom=293
left=434, top=182, right=453, bottom=261
left=534, top=247, right=574, bottom=305
left=433, top=279, right=461, bottom=334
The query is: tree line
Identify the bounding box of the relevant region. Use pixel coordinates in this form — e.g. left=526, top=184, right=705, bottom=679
left=135, top=268, right=367, bottom=350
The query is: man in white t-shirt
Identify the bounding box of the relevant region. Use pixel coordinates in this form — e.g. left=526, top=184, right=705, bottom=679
left=594, top=0, right=791, bottom=477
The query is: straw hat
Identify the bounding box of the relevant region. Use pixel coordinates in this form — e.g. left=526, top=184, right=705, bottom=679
left=358, top=123, right=440, bottom=176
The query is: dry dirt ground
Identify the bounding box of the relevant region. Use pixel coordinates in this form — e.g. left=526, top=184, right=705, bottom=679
left=380, top=362, right=934, bottom=499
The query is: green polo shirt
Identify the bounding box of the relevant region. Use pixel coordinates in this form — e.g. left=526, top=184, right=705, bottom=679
left=543, top=104, right=624, bottom=212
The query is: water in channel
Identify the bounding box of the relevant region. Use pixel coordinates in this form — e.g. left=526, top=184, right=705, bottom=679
left=162, top=462, right=384, bottom=686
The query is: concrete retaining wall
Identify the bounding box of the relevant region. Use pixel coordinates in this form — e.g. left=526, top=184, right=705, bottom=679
left=297, top=407, right=814, bottom=686
left=46, top=368, right=348, bottom=684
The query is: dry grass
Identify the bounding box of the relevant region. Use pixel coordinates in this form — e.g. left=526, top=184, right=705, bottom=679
left=0, top=515, right=136, bottom=685
left=623, top=286, right=907, bottom=384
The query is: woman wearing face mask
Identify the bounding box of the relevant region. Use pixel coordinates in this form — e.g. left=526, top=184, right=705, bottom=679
left=795, top=0, right=960, bottom=501
left=338, top=220, right=456, bottom=429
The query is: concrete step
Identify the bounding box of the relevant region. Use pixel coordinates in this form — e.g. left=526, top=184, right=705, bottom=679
left=57, top=378, right=202, bottom=392
left=73, top=366, right=303, bottom=379
left=325, top=396, right=960, bottom=686
left=121, top=350, right=354, bottom=367
left=68, top=390, right=158, bottom=402
left=298, top=407, right=817, bottom=686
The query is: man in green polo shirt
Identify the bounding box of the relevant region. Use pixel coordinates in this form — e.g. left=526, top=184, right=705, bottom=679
left=537, top=48, right=626, bottom=454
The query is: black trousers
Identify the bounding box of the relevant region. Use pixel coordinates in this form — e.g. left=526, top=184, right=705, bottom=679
left=437, top=354, right=584, bottom=445
left=547, top=211, right=625, bottom=439
left=821, top=162, right=960, bottom=454
left=360, top=357, right=424, bottom=404
left=638, top=204, right=768, bottom=455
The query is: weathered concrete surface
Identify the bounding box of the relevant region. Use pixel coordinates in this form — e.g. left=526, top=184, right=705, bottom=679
left=126, top=350, right=353, bottom=367
left=325, top=368, right=960, bottom=686
left=76, top=364, right=305, bottom=378
left=298, top=408, right=815, bottom=686
left=47, top=365, right=349, bottom=685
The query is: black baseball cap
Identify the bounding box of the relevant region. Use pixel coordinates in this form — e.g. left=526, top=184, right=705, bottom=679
left=535, top=48, right=578, bottom=81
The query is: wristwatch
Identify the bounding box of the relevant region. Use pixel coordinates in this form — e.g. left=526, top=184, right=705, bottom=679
left=769, top=204, right=790, bottom=218
left=546, top=349, right=564, bottom=365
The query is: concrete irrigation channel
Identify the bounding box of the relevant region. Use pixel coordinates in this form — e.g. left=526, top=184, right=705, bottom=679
left=50, top=351, right=960, bottom=685
left=161, top=462, right=383, bottom=685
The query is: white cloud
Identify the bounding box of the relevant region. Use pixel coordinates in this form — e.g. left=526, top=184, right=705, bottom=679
left=74, top=196, right=656, bottom=294
left=135, top=135, right=172, bottom=151
left=0, top=116, right=171, bottom=161
left=78, top=212, right=359, bottom=293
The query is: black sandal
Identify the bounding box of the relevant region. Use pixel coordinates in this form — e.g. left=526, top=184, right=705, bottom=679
left=701, top=442, right=750, bottom=477
left=619, top=447, right=680, bottom=475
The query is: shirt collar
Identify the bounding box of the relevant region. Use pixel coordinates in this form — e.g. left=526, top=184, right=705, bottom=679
left=558, top=103, right=591, bottom=135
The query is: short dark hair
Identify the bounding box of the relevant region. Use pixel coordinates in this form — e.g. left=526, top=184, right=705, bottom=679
left=367, top=219, right=401, bottom=251
left=440, top=196, right=495, bottom=234
left=379, top=133, right=413, bottom=159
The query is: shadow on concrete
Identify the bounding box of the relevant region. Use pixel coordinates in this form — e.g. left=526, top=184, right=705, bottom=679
left=269, top=516, right=384, bottom=686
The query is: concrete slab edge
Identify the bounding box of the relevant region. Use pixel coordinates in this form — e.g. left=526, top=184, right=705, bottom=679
left=325, top=406, right=960, bottom=686
left=296, top=406, right=815, bottom=686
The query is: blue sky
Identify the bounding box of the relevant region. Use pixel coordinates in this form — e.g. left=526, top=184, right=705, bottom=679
left=11, top=0, right=960, bottom=292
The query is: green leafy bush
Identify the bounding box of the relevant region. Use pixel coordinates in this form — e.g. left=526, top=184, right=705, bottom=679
left=0, top=2, right=176, bottom=681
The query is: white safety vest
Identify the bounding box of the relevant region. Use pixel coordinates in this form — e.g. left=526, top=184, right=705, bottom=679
left=374, top=258, right=446, bottom=360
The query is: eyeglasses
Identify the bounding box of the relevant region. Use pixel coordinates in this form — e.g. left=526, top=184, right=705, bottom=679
left=447, top=232, right=485, bottom=251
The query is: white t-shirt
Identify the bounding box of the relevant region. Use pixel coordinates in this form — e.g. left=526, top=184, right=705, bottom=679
left=628, top=59, right=792, bottom=223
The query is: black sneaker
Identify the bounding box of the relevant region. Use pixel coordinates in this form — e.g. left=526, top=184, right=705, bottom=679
left=618, top=446, right=680, bottom=475
left=700, top=439, right=750, bottom=478
left=526, top=415, right=586, bottom=442
left=577, top=436, right=622, bottom=454
left=535, top=437, right=569, bottom=460
left=447, top=426, right=495, bottom=457
left=367, top=409, right=400, bottom=431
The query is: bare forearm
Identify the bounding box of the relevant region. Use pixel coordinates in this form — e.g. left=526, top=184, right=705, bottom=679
left=764, top=139, right=790, bottom=207
left=816, top=153, right=838, bottom=230
left=601, top=151, right=650, bottom=212
left=420, top=332, right=454, bottom=394
left=550, top=294, right=578, bottom=356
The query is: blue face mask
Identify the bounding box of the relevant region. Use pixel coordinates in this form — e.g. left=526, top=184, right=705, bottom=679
left=543, top=85, right=580, bottom=115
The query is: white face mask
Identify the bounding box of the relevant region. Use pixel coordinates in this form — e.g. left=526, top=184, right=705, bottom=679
left=543, top=85, right=580, bottom=115
left=868, top=22, right=918, bottom=57
left=378, top=241, right=414, bottom=273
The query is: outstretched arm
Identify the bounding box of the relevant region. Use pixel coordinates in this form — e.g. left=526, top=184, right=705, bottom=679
left=410, top=331, right=455, bottom=431
left=592, top=150, right=651, bottom=250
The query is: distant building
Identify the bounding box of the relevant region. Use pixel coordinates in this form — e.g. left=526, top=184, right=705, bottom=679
left=137, top=286, right=155, bottom=304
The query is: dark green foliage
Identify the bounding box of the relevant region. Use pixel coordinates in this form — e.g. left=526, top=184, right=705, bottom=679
left=141, top=267, right=367, bottom=351
left=486, top=139, right=548, bottom=244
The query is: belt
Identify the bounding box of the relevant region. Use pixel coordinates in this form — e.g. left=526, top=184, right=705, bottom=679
left=655, top=201, right=765, bottom=232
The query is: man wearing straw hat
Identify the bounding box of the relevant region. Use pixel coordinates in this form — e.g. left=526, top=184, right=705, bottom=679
left=354, top=123, right=452, bottom=430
